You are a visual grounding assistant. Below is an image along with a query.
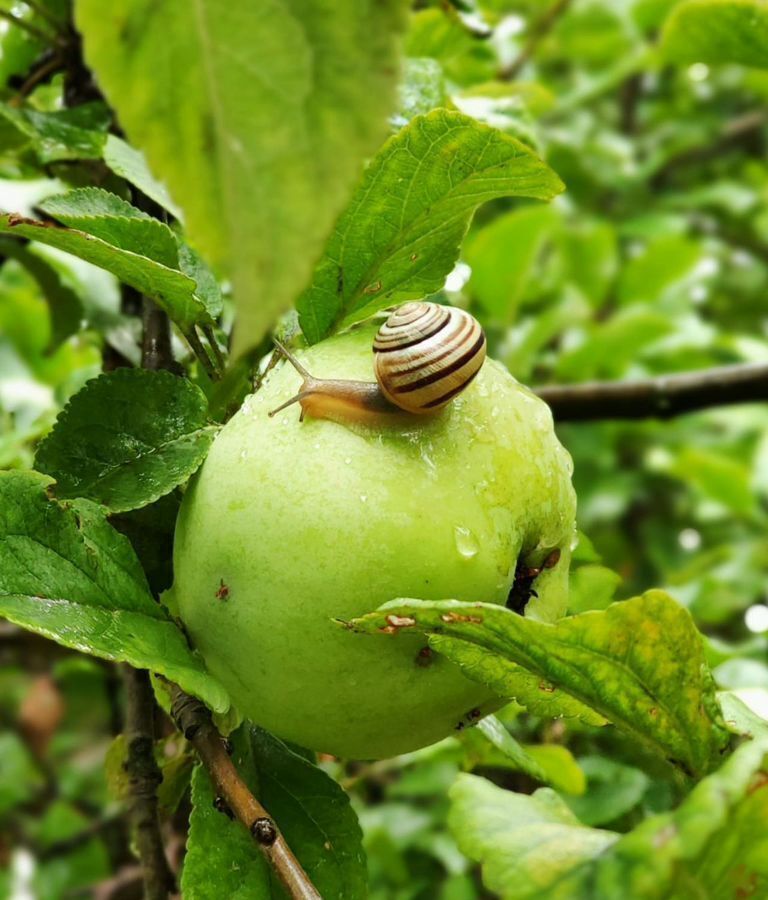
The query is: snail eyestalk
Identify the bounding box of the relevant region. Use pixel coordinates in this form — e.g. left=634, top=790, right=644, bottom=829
left=268, top=340, right=314, bottom=418
left=272, top=339, right=311, bottom=380
left=267, top=303, right=486, bottom=425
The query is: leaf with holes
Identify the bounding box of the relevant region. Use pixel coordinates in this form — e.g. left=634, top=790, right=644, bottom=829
left=348, top=591, right=730, bottom=778
left=297, top=109, right=564, bottom=343
left=0, top=471, right=228, bottom=712
left=35, top=369, right=217, bottom=513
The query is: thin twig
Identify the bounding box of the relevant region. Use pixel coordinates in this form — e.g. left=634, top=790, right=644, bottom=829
left=0, top=8, right=56, bottom=45
left=499, top=0, right=573, bottom=81
left=38, top=812, right=124, bottom=860
left=650, top=109, right=768, bottom=187
left=170, top=686, right=321, bottom=900
left=535, top=362, right=768, bottom=422
left=142, top=298, right=182, bottom=374
left=202, top=323, right=226, bottom=372
left=619, top=71, right=643, bottom=136
left=183, top=326, right=222, bottom=381
left=9, top=50, right=64, bottom=101
left=122, top=667, right=175, bottom=900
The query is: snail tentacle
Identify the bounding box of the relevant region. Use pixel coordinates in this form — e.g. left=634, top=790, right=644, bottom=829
left=267, top=302, right=486, bottom=423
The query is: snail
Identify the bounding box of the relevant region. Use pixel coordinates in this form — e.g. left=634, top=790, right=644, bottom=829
left=268, top=302, right=487, bottom=425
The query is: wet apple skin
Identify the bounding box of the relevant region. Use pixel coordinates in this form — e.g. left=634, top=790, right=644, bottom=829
left=171, top=327, right=576, bottom=759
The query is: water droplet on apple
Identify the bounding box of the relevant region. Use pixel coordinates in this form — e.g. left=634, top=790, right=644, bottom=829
left=454, top=526, right=479, bottom=559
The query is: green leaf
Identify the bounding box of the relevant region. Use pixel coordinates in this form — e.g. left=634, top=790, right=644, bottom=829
left=102, top=134, right=184, bottom=221
left=0, top=105, right=107, bottom=164
left=40, top=188, right=180, bottom=269
left=297, top=109, right=564, bottom=343
left=465, top=205, right=559, bottom=322
left=75, top=0, right=408, bottom=356
left=35, top=369, right=217, bottom=513
left=568, top=565, right=621, bottom=613
left=0, top=731, right=45, bottom=817
left=441, top=633, right=607, bottom=726
left=671, top=448, right=759, bottom=519
left=448, top=775, right=617, bottom=899
left=0, top=471, right=228, bottom=712
left=554, top=307, right=673, bottom=381
left=111, top=493, right=181, bottom=598
left=474, top=716, right=583, bottom=794
left=558, top=219, right=617, bottom=307
left=617, top=235, right=701, bottom=306
left=449, top=737, right=768, bottom=898
left=560, top=757, right=649, bottom=826
left=719, top=690, right=768, bottom=740
left=0, top=212, right=210, bottom=331
left=663, top=0, right=768, bottom=68
left=397, top=57, right=448, bottom=124
left=0, top=238, right=83, bottom=350
left=349, top=591, right=730, bottom=778
left=183, top=724, right=366, bottom=899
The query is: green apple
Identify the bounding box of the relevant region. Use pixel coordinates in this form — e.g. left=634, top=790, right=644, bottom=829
left=170, top=326, right=576, bottom=759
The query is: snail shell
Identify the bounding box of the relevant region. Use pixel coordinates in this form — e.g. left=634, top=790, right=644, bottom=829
left=373, top=302, right=486, bottom=413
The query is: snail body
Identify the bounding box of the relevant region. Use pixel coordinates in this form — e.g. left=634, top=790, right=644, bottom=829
left=269, top=302, right=486, bottom=424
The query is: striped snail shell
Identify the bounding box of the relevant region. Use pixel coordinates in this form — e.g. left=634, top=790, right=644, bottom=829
left=268, top=301, right=486, bottom=424
left=373, top=302, right=487, bottom=413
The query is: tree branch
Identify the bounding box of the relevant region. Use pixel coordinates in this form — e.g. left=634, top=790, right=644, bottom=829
left=115, top=302, right=179, bottom=899
left=170, top=686, right=321, bottom=900
left=498, top=0, right=572, bottom=81
left=650, top=109, right=768, bottom=188
left=535, top=362, right=768, bottom=422
left=122, top=667, right=175, bottom=900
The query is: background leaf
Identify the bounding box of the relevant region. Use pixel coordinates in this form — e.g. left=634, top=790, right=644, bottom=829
left=297, top=109, right=564, bottom=343
left=663, top=0, right=768, bottom=68
left=35, top=369, right=217, bottom=513
left=75, top=0, right=408, bottom=356
left=0, top=471, right=228, bottom=712
left=465, top=205, right=559, bottom=322
left=0, top=237, right=83, bottom=350
left=449, top=737, right=768, bottom=899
